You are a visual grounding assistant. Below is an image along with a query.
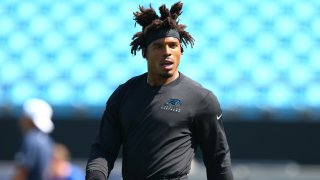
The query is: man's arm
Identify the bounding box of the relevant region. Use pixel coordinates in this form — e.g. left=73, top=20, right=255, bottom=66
left=193, top=92, right=234, bottom=180
left=86, top=157, right=109, bottom=180
left=86, top=89, right=123, bottom=180
left=13, top=136, right=37, bottom=180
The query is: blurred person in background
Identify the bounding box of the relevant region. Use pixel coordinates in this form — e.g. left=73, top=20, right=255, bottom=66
left=86, top=1, right=233, bottom=180
left=46, top=143, right=85, bottom=180
left=12, top=98, right=55, bottom=180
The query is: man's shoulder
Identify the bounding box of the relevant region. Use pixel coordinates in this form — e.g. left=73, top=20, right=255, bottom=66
left=118, top=73, right=146, bottom=89
left=25, top=129, right=49, bottom=141
left=110, top=73, right=146, bottom=98
left=125, top=73, right=146, bottom=84
left=180, top=73, right=212, bottom=95
left=22, top=130, right=53, bottom=152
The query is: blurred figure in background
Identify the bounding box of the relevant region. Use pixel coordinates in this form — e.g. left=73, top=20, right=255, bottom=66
left=12, top=98, right=54, bottom=180
left=46, top=143, right=85, bottom=180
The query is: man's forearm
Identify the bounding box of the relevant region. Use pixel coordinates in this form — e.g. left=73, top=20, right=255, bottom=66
left=86, top=169, right=106, bottom=180
left=86, top=157, right=109, bottom=180
left=206, top=167, right=234, bottom=180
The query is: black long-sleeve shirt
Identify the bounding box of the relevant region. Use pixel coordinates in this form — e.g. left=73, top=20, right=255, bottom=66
left=86, top=73, right=233, bottom=180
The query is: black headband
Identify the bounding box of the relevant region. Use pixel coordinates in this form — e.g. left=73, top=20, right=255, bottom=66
left=145, top=28, right=180, bottom=48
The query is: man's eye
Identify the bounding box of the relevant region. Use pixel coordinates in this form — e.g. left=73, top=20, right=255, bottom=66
left=170, top=44, right=178, bottom=48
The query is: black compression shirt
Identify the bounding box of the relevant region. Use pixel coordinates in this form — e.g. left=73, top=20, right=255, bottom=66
left=86, top=72, right=233, bottom=180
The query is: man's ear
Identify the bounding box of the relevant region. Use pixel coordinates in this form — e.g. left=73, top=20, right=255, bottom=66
left=142, top=48, right=147, bottom=59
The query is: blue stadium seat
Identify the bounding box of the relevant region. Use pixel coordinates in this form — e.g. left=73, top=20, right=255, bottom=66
left=0, top=0, right=320, bottom=120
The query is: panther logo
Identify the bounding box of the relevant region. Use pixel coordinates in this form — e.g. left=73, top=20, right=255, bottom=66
left=165, top=98, right=182, bottom=106
left=161, top=98, right=182, bottom=112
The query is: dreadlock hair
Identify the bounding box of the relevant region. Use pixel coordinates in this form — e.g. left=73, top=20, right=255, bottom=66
left=130, top=1, right=195, bottom=57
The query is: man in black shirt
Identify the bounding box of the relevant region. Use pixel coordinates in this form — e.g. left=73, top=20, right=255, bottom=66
left=86, top=2, right=233, bottom=180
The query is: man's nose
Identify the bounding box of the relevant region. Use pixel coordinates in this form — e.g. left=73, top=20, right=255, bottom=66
left=164, top=45, right=171, bottom=56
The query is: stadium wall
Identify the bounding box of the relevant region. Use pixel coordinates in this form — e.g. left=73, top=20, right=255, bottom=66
left=1, top=119, right=319, bottom=164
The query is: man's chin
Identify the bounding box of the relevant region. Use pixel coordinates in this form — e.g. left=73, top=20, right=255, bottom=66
left=160, top=72, right=173, bottom=78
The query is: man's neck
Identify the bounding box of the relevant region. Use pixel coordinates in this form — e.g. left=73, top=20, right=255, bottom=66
left=147, top=72, right=179, bottom=86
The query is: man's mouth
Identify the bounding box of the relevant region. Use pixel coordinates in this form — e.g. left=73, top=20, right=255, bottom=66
left=160, top=59, right=174, bottom=70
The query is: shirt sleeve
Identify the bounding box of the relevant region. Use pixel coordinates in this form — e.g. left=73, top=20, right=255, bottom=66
left=193, top=92, right=234, bottom=180
left=86, top=87, right=123, bottom=180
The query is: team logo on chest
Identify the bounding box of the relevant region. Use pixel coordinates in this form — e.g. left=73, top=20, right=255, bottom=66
left=161, top=98, right=182, bottom=112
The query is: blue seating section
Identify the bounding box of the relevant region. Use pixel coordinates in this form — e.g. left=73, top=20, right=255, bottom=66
left=1, top=0, right=320, bottom=120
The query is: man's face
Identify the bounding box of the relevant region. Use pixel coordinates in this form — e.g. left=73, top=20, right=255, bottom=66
left=145, top=37, right=181, bottom=80
left=18, top=116, right=32, bottom=133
